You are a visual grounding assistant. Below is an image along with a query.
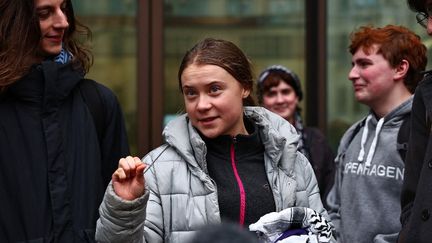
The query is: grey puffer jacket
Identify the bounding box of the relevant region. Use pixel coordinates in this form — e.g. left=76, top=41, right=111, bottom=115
left=96, top=106, right=330, bottom=243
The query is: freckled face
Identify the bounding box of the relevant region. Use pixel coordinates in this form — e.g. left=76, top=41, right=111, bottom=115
left=348, top=45, right=398, bottom=108
left=35, top=0, right=69, bottom=57
left=181, top=64, right=250, bottom=138
left=261, top=80, right=299, bottom=122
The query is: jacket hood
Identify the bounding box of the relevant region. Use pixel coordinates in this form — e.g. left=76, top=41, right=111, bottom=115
left=338, top=96, right=413, bottom=167
left=369, top=96, right=412, bottom=127
left=162, top=106, right=300, bottom=174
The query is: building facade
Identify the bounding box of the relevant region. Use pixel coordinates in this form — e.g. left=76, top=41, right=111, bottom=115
left=74, top=0, right=431, bottom=155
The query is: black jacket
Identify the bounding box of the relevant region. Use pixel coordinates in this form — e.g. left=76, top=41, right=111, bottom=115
left=0, top=61, right=129, bottom=242
left=303, top=127, right=335, bottom=209
left=399, top=74, right=432, bottom=243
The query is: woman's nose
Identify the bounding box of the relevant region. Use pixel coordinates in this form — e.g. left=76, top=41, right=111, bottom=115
left=197, top=95, right=212, bottom=111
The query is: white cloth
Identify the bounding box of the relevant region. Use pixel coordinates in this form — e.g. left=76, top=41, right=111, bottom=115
left=249, top=207, right=332, bottom=243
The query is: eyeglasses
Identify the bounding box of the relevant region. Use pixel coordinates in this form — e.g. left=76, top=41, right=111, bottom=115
left=416, top=12, right=429, bottom=28
left=416, top=5, right=432, bottom=29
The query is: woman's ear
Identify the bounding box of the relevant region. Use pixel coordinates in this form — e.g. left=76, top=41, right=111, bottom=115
left=394, top=59, right=409, bottom=81
left=242, top=89, right=251, bottom=98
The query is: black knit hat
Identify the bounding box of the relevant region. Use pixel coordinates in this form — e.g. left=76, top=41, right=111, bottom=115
left=257, top=65, right=303, bottom=101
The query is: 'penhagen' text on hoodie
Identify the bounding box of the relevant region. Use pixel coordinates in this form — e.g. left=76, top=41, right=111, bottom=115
left=343, top=161, right=404, bottom=180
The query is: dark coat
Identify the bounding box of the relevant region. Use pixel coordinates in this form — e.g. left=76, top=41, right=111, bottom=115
left=0, top=61, right=129, bottom=242
left=399, top=75, right=432, bottom=243
left=303, top=127, right=335, bottom=209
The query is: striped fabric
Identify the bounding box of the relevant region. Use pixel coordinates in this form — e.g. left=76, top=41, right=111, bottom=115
left=249, top=207, right=333, bottom=243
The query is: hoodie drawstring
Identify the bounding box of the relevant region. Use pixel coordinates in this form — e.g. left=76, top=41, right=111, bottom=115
left=357, top=115, right=372, bottom=162
left=365, top=117, right=384, bottom=167
left=357, top=115, right=384, bottom=167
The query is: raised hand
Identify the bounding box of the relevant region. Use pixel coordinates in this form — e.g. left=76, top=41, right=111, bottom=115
left=112, top=156, right=147, bottom=201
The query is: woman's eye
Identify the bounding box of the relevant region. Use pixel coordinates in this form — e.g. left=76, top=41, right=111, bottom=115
left=184, top=89, right=196, bottom=96
left=209, top=85, right=221, bottom=93
left=281, top=89, right=292, bottom=95
left=264, top=91, right=276, bottom=98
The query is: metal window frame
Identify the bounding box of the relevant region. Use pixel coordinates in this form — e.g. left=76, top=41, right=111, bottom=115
left=306, top=0, right=327, bottom=133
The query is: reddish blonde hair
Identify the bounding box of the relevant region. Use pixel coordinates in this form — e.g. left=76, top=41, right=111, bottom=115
left=349, top=25, right=427, bottom=93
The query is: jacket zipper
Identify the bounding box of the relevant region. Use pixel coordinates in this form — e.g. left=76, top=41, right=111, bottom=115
left=231, top=137, right=246, bottom=226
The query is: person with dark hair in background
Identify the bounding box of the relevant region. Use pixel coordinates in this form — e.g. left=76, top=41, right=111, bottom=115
left=399, top=1, right=432, bottom=242
left=96, top=38, right=333, bottom=243
left=257, top=65, right=335, bottom=208
left=326, top=25, right=427, bottom=243
left=0, top=0, right=129, bottom=241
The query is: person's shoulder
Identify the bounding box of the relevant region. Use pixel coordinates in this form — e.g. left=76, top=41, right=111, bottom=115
left=303, top=126, right=330, bottom=146
left=303, top=126, right=325, bottom=138
left=143, top=144, right=178, bottom=163
left=336, top=117, right=367, bottom=150
left=419, top=70, right=432, bottom=87
left=91, top=80, right=117, bottom=97
left=343, top=118, right=365, bottom=135
left=245, top=106, right=297, bottom=133
left=81, top=79, right=121, bottom=107
left=413, top=72, right=432, bottom=101
left=142, top=144, right=188, bottom=176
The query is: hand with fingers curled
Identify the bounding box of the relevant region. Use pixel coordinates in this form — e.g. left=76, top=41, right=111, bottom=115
left=112, top=156, right=147, bottom=201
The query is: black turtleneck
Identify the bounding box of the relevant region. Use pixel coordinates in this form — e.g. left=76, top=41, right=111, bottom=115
left=202, top=117, right=276, bottom=226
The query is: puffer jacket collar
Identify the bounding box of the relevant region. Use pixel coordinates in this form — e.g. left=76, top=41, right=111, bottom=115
left=162, top=106, right=300, bottom=178
left=244, top=107, right=299, bottom=176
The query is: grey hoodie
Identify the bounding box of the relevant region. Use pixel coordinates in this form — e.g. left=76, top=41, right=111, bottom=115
left=327, top=97, right=412, bottom=243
